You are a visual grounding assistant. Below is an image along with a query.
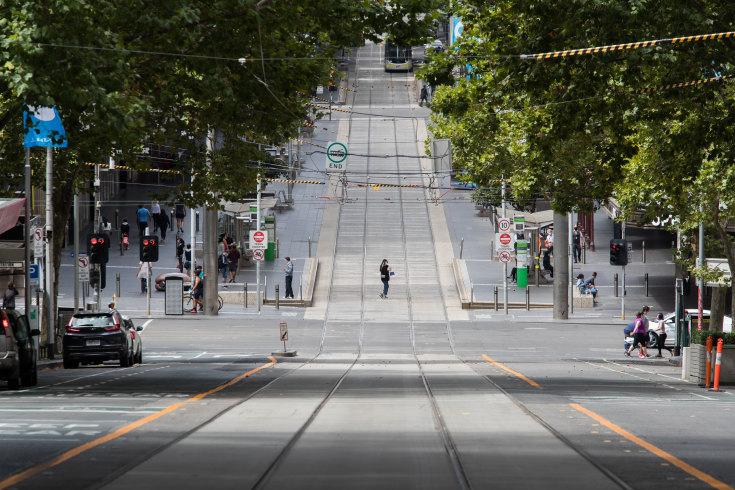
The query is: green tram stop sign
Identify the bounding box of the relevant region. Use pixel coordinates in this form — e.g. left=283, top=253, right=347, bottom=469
left=326, top=141, right=348, bottom=172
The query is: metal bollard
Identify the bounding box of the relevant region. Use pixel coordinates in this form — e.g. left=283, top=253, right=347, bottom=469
left=642, top=241, right=646, bottom=263
left=494, top=286, right=498, bottom=311
left=299, top=279, right=303, bottom=300
left=470, top=286, right=473, bottom=308
left=705, top=336, right=713, bottom=388
left=460, top=238, right=464, bottom=259
left=195, top=211, right=200, bottom=232
left=275, top=284, right=279, bottom=310
left=644, top=273, right=649, bottom=297
left=583, top=245, right=586, bottom=264
left=713, top=338, right=724, bottom=391
left=170, top=209, right=175, bottom=231
left=614, top=273, right=619, bottom=297
left=114, top=208, right=119, bottom=229
left=526, top=287, right=530, bottom=311
left=275, top=239, right=279, bottom=259
left=308, top=236, right=312, bottom=258
left=116, top=273, right=120, bottom=298
left=244, top=283, right=248, bottom=309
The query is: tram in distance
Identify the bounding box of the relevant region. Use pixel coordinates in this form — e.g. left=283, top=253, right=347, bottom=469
left=384, top=39, right=413, bottom=72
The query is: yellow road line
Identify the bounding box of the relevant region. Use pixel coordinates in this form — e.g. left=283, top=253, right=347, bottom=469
left=482, top=354, right=542, bottom=389
left=0, top=356, right=277, bottom=489
left=571, top=403, right=733, bottom=490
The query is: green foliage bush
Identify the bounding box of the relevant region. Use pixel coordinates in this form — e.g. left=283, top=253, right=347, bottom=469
left=691, top=330, right=735, bottom=345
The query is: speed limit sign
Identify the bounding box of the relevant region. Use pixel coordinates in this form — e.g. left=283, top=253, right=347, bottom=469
left=498, top=218, right=511, bottom=232
left=253, top=249, right=264, bottom=261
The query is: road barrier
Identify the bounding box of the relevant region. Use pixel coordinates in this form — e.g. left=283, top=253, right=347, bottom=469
left=705, top=336, right=713, bottom=388
left=713, top=338, right=723, bottom=391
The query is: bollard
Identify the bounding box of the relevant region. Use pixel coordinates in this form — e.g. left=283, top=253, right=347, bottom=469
left=114, top=208, right=119, bottom=229
left=116, top=273, right=120, bottom=298
left=494, top=286, right=498, bottom=311
left=299, top=278, right=303, bottom=300
left=614, top=273, right=619, bottom=297
left=644, top=273, right=649, bottom=297
left=195, top=210, right=200, bottom=232
left=308, top=236, right=312, bottom=258
left=712, top=338, right=724, bottom=391
left=671, top=240, right=676, bottom=262
left=525, top=287, right=530, bottom=311
left=583, top=243, right=587, bottom=264
left=642, top=240, right=646, bottom=263
left=460, top=238, right=464, bottom=259
left=275, top=238, right=279, bottom=259
left=170, top=209, right=175, bottom=231
left=470, top=286, right=474, bottom=308
left=275, top=284, right=279, bottom=310
left=244, top=283, right=248, bottom=309
left=705, top=336, right=713, bottom=388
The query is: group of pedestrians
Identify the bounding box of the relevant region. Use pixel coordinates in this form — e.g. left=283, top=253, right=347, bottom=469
left=134, top=202, right=173, bottom=243
left=217, top=233, right=241, bottom=288
left=625, top=305, right=672, bottom=358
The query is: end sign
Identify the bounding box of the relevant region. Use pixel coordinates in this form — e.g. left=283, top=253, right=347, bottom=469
left=326, top=141, right=347, bottom=172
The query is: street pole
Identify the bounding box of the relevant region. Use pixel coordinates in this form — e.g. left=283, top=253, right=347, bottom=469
left=622, top=221, right=626, bottom=320
left=45, top=147, right=55, bottom=358
left=501, top=179, right=507, bottom=315
left=256, top=171, right=262, bottom=313
left=24, top=149, right=31, bottom=317
left=74, top=194, right=79, bottom=312
left=569, top=213, right=574, bottom=314
left=698, top=205, right=704, bottom=331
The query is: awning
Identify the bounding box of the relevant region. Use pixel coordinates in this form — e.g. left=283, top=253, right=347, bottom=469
left=492, top=207, right=554, bottom=229
left=0, top=198, right=26, bottom=236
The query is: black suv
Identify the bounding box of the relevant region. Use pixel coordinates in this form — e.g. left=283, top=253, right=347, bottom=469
left=62, top=311, right=134, bottom=368
left=0, top=309, right=40, bottom=389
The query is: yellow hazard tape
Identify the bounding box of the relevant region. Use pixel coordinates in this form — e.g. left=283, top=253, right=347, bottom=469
left=307, top=102, right=351, bottom=114
left=521, top=30, right=735, bottom=60
left=290, top=137, right=328, bottom=149
left=85, top=161, right=182, bottom=175
left=264, top=178, right=325, bottom=185
left=633, top=73, right=735, bottom=94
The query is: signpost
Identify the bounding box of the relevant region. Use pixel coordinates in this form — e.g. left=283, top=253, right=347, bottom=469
left=498, top=251, right=511, bottom=263
left=498, top=218, right=511, bottom=232
left=495, top=232, right=515, bottom=254
left=325, top=141, right=348, bottom=172
left=249, top=230, right=268, bottom=250
left=253, top=249, right=265, bottom=261
left=78, top=256, right=90, bottom=282
left=33, top=227, right=43, bottom=256
left=29, top=264, right=40, bottom=287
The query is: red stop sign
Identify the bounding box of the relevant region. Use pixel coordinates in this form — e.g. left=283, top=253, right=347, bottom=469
left=253, top=231, right=265, bottom=243
left=499, top=233, right=512, bottom=245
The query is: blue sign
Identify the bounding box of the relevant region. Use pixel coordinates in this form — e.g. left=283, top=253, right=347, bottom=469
left=23, top=105, right=68, bottom=148
left=29, top=264, right=39, bottom=279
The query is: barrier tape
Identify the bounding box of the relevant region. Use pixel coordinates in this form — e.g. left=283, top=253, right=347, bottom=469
left=264, top=178, right=325, bottom=185
left=290, top=138, right=328, bottom=149
left=307, top=102, right=352, bottom=114
left=633, top=73, right=735, bottom=94
left=521, top=30, right=735, bottom=60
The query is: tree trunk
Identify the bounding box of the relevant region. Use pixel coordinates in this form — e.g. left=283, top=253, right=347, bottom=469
left=553, top=212, right=568, bottom=320
left=710, top=286, right=727, bottom=332
left=711, top=198, right=735, bottom=323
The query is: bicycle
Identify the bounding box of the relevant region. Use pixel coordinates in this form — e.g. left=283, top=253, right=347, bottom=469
left=185, top=292, right=223, bottom=312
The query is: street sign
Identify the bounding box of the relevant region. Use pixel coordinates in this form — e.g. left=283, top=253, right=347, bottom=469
left=29, top=264, right=40, bottom=287
left=33, top=227, right=43, bottom=256
left=498, top=250, right=512, bottom=263
left=496, top=232, right=515, bottom=253
left=279, top=322, right=289, bottom=342
left=326, top=141, right=348, bottom=172
left=0, top=261, right=23, bottom=268
left=78, top=256, right=90, bottom=282
left=498, top=218, right=511, bottom=232
left=249, top=230, right=268, bottom=250
left=253, top=249, right=265, bottom=261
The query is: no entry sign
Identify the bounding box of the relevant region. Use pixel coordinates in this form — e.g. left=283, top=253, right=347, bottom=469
left=249, top=230, right=268, bottom=250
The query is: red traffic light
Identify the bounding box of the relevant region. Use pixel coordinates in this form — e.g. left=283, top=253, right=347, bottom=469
left=98, top=238, right=105, bottom=244
left=91, top=238, right=98, bottom=245
left=149, top=239, right=156, bottom=245
left=143, top=239, right=149, bottom=246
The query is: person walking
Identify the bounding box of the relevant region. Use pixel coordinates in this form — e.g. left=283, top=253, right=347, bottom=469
left=545, top=229, right=554, bottom=255
left=283, top=257, right=294, bottom=298
left=217, top=236, right=228, bottom=287
left=136, top=204, right=151, bottom=236
left=419, top=85, right=429, bottom=106
left=228, top=245, right=241, bottom=283
left=652, top=312, right=672, bottom=357
left=626, top=311, right=649, bottom=358
left=175, top=203, right=186, bottom=233
left=190, top=265, right=203, bottom=313
left=158, top=206, right=170, bottom=243
left=176, top=237, right=185, bottom=273
left=379, top=259, right=391, bottom=299
left=136, top=260, right=153, bottom=293
left=151, top=201, right=161, bottom=232
left=572, top=225, right=582, bottom=263
left=120, top=217, right=130, bottom=250
left=2, top=281, right=19, bottom=309
left=184, top=244, right=192, bottom=275
left=542, top=250, right=553, bottom=278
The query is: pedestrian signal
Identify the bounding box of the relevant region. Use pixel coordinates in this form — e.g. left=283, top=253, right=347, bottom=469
left=609, top=239, right=628, bottom=266
left=140, top=235, right=159, bottom=262
left=87, top=233, right=109, bottom=264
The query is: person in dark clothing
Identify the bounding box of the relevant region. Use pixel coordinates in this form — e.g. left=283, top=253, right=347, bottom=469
left=176, top=237, right=185, bottom=272
left=379, top=259, right=391, bottom=299
left=158, top=206, right=170, bottom=243
left=228, top=246, right=241, bottom=284
left=2, top=281, right=19, bottom=309
left=572, top=226, right=582, bottom=263
left=419, top=85, right=429, bottom=106
left=283, top=257, right=294, bottom=298
left=542, top=251, right=553, bottom=278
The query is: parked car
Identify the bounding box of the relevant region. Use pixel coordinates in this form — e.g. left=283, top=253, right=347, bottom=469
left=62, top=311, right=134, bottom=368
left=424, top=39, right=444, bottom=52
left=649, top=309, right=732, bottom=348
left=121, top=316, right=143, bottom=364
left=154, top=272, right=192, bottom=292
left=0, top=309, right=40, bottom=389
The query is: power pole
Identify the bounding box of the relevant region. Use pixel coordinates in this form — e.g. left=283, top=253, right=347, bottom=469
left=45, top=147, right=55, bottom=358
left=553, top=211, right=569, bottom=319
left=502, top=179, right=508, bottom=314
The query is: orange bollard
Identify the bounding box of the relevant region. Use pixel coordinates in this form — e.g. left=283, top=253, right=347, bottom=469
left=712, top=338, right=724, bottom=392
left=705, top=336, right=713, bottom=388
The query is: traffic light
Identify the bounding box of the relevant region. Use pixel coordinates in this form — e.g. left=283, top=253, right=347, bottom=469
left=87, top=233, right=109, bottom=264
left=139, top=235, right=159, bottom=262
left=609, top=239, right=628, bottom=266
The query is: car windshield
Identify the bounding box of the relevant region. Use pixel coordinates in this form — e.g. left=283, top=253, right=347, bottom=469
left=71, top=316, right=114, bottom=328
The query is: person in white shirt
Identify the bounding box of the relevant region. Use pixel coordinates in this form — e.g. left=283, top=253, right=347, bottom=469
left=136, top=261, right=153, bottom=293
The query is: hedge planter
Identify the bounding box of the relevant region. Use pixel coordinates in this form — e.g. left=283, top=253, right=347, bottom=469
left=684, top=343, right=735, bottom=385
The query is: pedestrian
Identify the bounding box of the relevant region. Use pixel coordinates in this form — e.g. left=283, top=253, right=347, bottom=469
left=228, top=245, right=241, bottom=283
left=224, top=232, right=234, bottom=251
left=151, top=201, right=161, bottom=232
left=158, top=206, right=170, bottom=243
left=542, top=250, right=553, bottom=278
left=175, top=203, right=186, bottom=233
left=108, top=302, right=116, bottom=312
left=572, top=225, right=582, bottom=263
left=419, top=85, right=429, bottom=106
left=379, top=259, right=391, bottom=299
left=101, top=216, right=112, bottom=233
left=217, top=236, right=228, bottom=287
left=184, top=244, right=192, bottom=275
left=136, top=260, right=153, bottom=293
left=136, top=204, right=151, bottom=236
left=545, top=229, right=554, bottom=255
left=626, top=311, right=649, bottom=357
left=584, top=271, right=597, bottom=288
left=190, top=265, right=203, bottom=313
left=283, top=256, right=294, bottom=298
left=652, top=312, right=672, bottom=357
left=2, top=281, right=19, bottom=309
left=176, top=237, right=185, bottom=272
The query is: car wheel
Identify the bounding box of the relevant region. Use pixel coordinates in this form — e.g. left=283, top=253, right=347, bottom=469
left=136, top=348, right=142, bottom=364
left=7, top=376, right=20, bottom=390
left=20, top=359, right=36, bottom=387
left=63, top=355, right=79, bottom=369
left=120, top=350, right=131, bottom=367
